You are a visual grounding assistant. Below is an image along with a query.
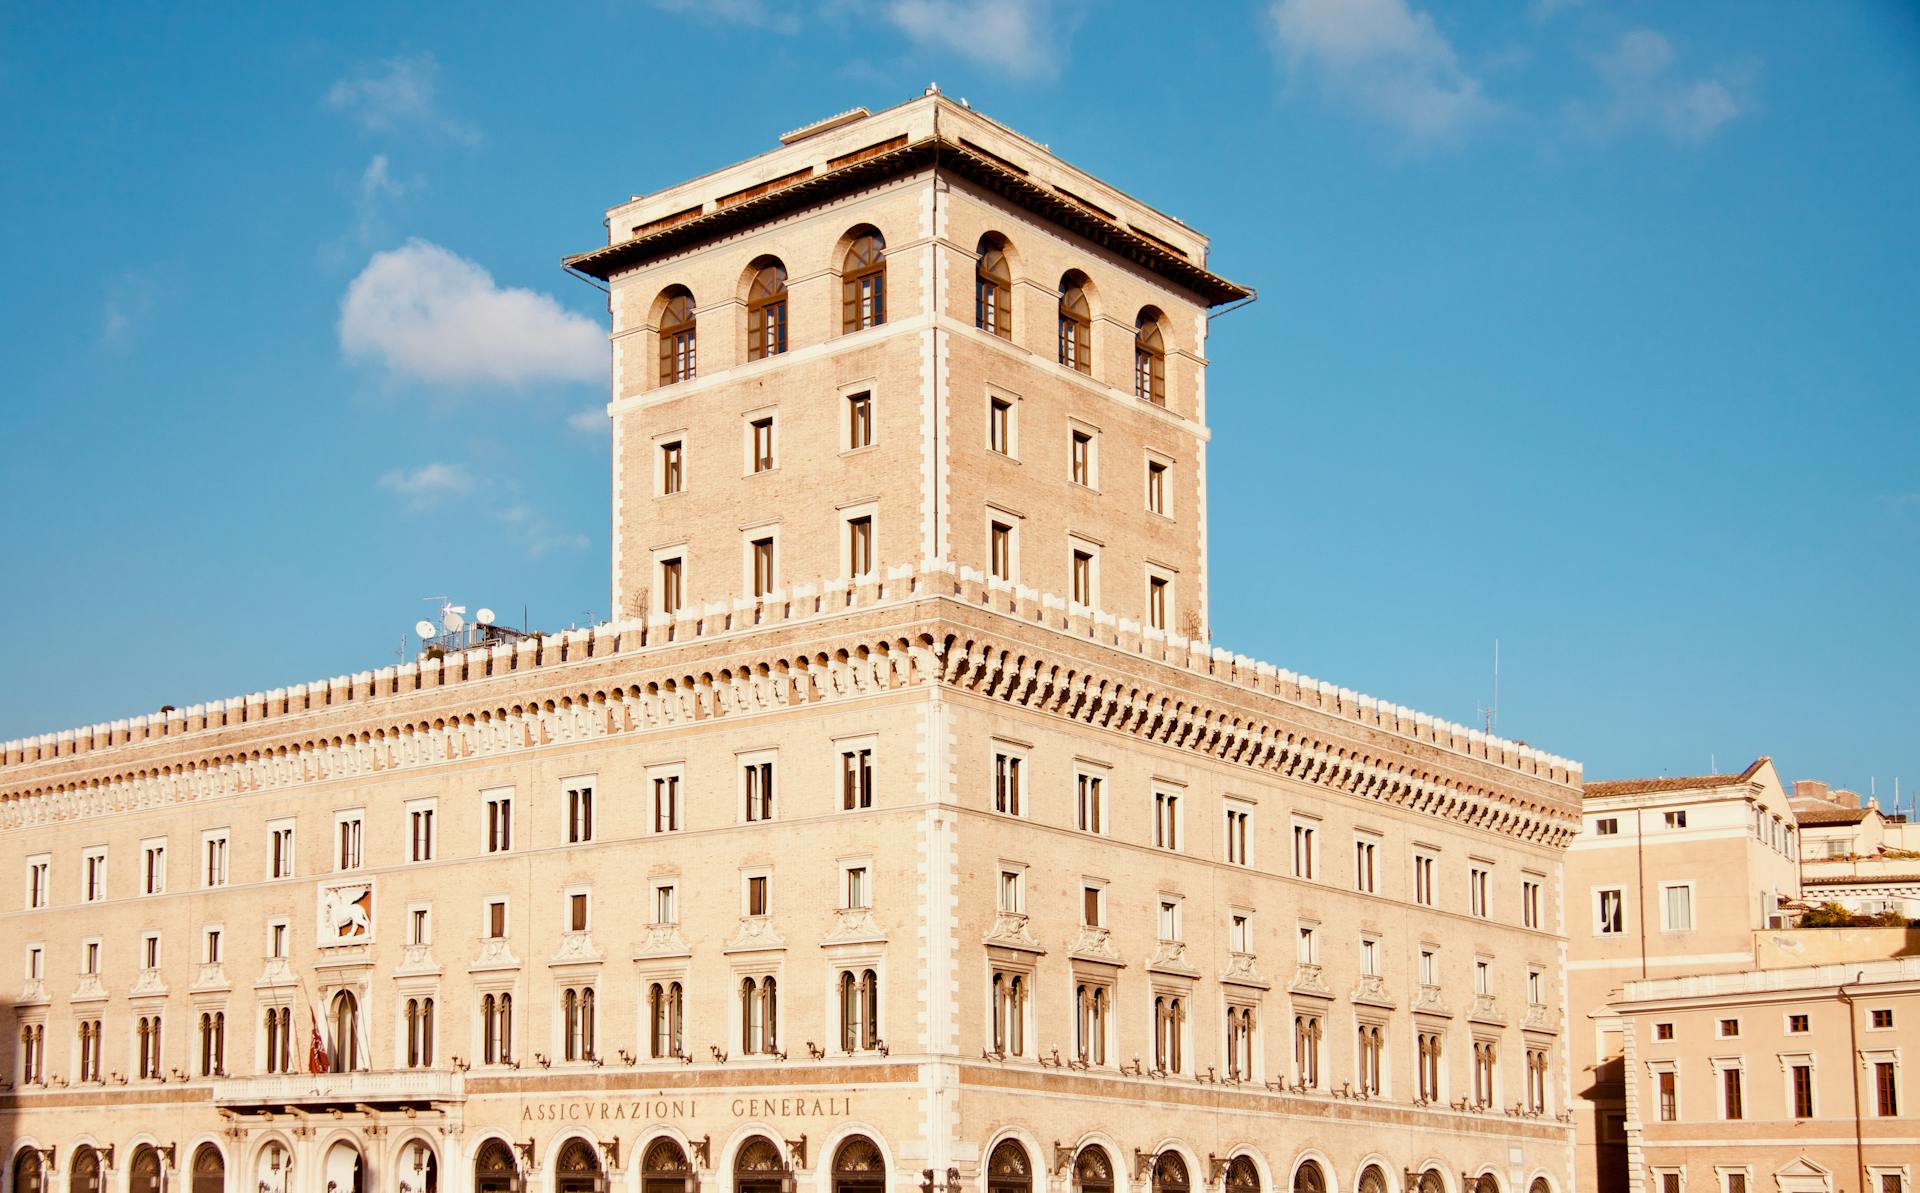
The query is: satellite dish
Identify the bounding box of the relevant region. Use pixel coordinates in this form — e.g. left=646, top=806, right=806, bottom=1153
left=442, top=611, right=465, bottom=633
left=414, top=620, right=437, bottom=639
left=475, top=608, right=496, bottom=626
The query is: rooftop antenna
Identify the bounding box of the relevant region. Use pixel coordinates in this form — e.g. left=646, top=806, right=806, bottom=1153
left=1710, top=753, right=1717, bottom=775
left=1477, top=639, right=1500, bottom=734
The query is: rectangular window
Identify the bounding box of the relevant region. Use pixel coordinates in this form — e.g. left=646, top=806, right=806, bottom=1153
left=847, top=514, right=874, bottom=576
left=1792, top=1063, right=1815, bottom=1117
left=1723, top=1066, right=1744, bottom=1119
left=1157, top=899, right=1181, bottom=941
left=1413, top=852, right=1435, bottom=906
left=1297, top=924, right=1319, bottom=964
left=660, top=440, right=684, bottom=495
left=1719, top=1018, right=1740, bottom=1037
left=658, top=556, right=684, bottom=615
left=1071, top=547, right=1095, bottom=606
left=1657, top=1070, right=1677, bottom=1120
left=565, top=780, right=593, bottom=844
left=484, top=792, right=513, bottom=853
left=1082, top=884, right=1105, bottom=927
left=1596, top=888, right=1624, bottom=935
left=486, top=899, right=508, bottom=940
left=750, top=536, right=775, bottom=597
left=1419, top=948, right=1438, bottom=986
left=847, top=392, right=873, bottom=450
left=142, top=934, right=160, bottom=969
left=82, top=849, right=105, bottom=903
left=204, top=927, right=223, bottom=965
left=1070, top=428, right=1093, bottom=486
left=405, top=805, right=434, bottom=863
left=1229, top=913, right=1252, bottom=954
left=652, top=882, right=678, bottom=924
left=1359, top=936, right=1379, bottom=975
left=1469, top=865, right=1491, bottom=917
left=1661, top=884, right=1694, bottom=932
left=336, top=814, right=363, bottom=870
left=1595, top=817, right=1619, bottom=835
left=989, top=518, right=1015, bottom=582
left=1522, top=878, right=1542, bottom=928
left=1154, top=789, right=1180, bottom=851
left=569, top=892, right=589, bottom=933
left=998, top=869, right=1023, bottom=914
left=203, top=833, right=228, bottom=887
left=750, top=416, right=775, bottom=472
left=988, top=396, right=1013, bottom=455
left=653, top=771, right=682, bottom=833
left=1147, top=573, right=1169, bottom=631
left=1077, top=770, right=1105, bottom=834
left=25, top=857, right=48, bottom=909
left=846, top=865, right=871, bottom=910
left=1869, top=1008, right=1894, bottom=1029
left=269, top=921, right=288, bottom=958
left=1527, top=968, right=1544, bottom=1004
left=745, top=874, right=770, bottom=918
left=842, top=744, right=874, bottom=810
left=1293, top=822, right=1317, bottom=879
left=1665, top=809, right=1687, bottom=828
left=1875, top=1060, right=1898, bottom=1116
left=1474, top=958, right=1492, bottom=995
left=406, top=907, right=428, bottom=946
left=1354, top=836, right=1377, bottom=893
left=994, top=750, right=1023, bottom=816
left=1146, top=458, right=1169, bottom=515
left=1224, top=804, right=1251, bottom=865
left=1787, top=1014, right=1808, bottom=1033
left=142, top=841, right=165, bottom=895
left=1656, top=1022, right=1675, bottom=1040
left=743, top=758, right=776, bottom=823
left=271, top=822, right=296, bottom=877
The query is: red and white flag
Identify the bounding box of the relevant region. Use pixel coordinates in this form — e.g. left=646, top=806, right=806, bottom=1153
left=307, top=1006, right=329, bottom=1074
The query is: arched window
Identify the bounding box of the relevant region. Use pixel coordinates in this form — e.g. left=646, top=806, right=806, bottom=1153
left=1527, top=1180, right=1550, bottom=1193
left=1418, top=1172, right=1445, bottom=1193
left=199, top=1009, right=226, bottom=1076
left=976, top=236, right=1012, bottom=338
left=986, top=1141, right=1030, bottom=1193
left=1226, top=1158, right=1261, bottom=1193
left=556, top=1140, right=601, bottom=1193
left=473, top=1141, right=518, bottom=1193
left=137, top=1014, right=161, bottom=1079
left=742, top=975, right=778, bottom=1054
left=13, top=1151, right=44, bottom=1193
left=1357, top=1022, right=1383, bottom=1094
left=1135, top=309, right=1166, bottom=404
left=1153, top=994, right=1184, bottom=1073
left=322, top=1145, right=363, bottom=1193
left=831, top=1137, right=885, bottom=1193
left=838, top=968, right=879, bottom=1051
left=1225, top=1006, right=1256, bottom=1080
left=70, top=1147, right=100, bottom=1193
left=734, top=1137, right=787, bottom=1193
left=481, top=992, right=512, bottom=1065
left=192, top=1145, right=226, bottom=1193
left=265, top=1005, right=292, bottom=1073
left=1292, top=1163, right=1325, bottom=1193
left=130, top=1148, right=162, bottom=1193
left=563, top=986, right=595, bottom=1061
left=658, top=288, right=697, bottom=385
left=650, top=981, right=684, bottom=1058
left=643, top=1140, right=691, bottom=1193
left=991, top=971, right=1025, bottom=1056
left=1359, top=1168, right=1388, bottom=1193
left=329, top=990, right=360, bottom=1072
left=1152, top=1153, right=1189, bottom=1193
left=843, top=232, right=886, bottom=332
left=1075, top=982, right=1108, bottom=1065
left=406, top=996, right=435, bottom=1068
left=1074, top=1148, right=1113, bottom=1193
left=747, top=263, right=789, bottom=360
left=1473, top=1177, right=1499, bottom=1193
left=1058, top=273, right=1092, bottom=373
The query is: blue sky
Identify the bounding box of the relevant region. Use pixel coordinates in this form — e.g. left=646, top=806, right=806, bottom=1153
left=1, top=2, right=1915, bottom=796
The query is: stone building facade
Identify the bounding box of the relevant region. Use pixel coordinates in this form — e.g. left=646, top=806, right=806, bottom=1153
left=1, top=94, right=1581, bottom=1193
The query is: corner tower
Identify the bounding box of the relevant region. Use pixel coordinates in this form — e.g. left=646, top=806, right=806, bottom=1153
left=566, top=92, right=1250, bottom=636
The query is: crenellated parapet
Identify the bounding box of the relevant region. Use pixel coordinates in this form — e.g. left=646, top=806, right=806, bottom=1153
left=0, top=561, right=1580, bottom=844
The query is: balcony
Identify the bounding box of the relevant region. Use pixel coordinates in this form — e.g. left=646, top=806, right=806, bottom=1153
left=213, top=1068, right=464, bottom=1110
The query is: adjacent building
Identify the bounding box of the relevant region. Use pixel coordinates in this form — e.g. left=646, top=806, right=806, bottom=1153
left=1791, top=782, right=1920, bottom=921
left=1, top=93, right=1583, bottom=1193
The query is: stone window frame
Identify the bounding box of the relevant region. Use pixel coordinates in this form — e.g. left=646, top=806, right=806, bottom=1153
left=267, top=816, right=298, bottom=878
left=989, top=738, right=1031, bottom=820
left=24, top=853, right=50, bottom=910
left=478, top=788, right=512, bottom=856
left=333, top=806, right=367, bottom=871
left=561, top=774, right=597, bottom=846
left=1658, top=880, right=1696, bottom=934
left=647, top=762, right=687, bottom=835
left=1709, top=1055, right=1745, bottom=1120
left=1144, top=563, right=1177, bottom=632
left=80, top=844, right=107, bottom=903
left=841, top=856, right=876, bottom=913
left=741, top=521, right=782, bottom=600
left=653, top=427, right=689, bottom=498
left=1074, top=757, right=1111, bottom=837
left=1067, top=417, right=1101, bottom=490
left=985, top=504, right=1023, bottom=584
left=199, top=828, right=229, bottom=889
left=1143, top=449, right=1174, bottom=518
left=742, top=404, right=780, bottom=475
left=737, top=746, right=779, bottom=825
left=139, top=836, right=167, bottom=896
left=839, top=377, right=879, bottom=455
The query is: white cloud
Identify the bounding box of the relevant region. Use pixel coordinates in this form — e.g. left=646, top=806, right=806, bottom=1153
left=498, top=504, right=590, bottom=559
left=378, top=461, right=477, bottom=510
left=340, top=240, right=606, bottom=387
left=567, top=408, right=607, bottom=433
left=885, top=0, right=1065, bottom=79
left=1268, top=0, right=1494, bottom=143
left=322, top=154, right=420, bottom=265
left=1574, top=29, right=1754, bottom=143
left=650, top=0, right=801, bottom=33
left=326, top=53, right=479, bottom=145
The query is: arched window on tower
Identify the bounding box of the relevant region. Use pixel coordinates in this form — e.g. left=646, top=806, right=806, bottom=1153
left=658, top=287, right=697, bottom=385
left=747, top=262, right=789, bottom=359
left=843, top=231, right=887, bottom=331
left=1135, top=308, right=1166, bottom=404
left=1058, top=272, right=1092, bottom=373
left=976, top=236, right=1012, bottom=338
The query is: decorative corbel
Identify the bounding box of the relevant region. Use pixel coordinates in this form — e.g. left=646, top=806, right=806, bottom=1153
left=785, top=1136, right=807, bottom=1171
left=1208, top=1156, right=1227, bottom=1187
left=691, top=1138, right=711, bottom=1170
left=515, top=1142, right=537, bottom=1171
left=600, top=1141, right=620, bottom=1172
left=1053, top=1144, right=1074, bottom=1179
left=1133, top=1152, right=1152, bottom=1182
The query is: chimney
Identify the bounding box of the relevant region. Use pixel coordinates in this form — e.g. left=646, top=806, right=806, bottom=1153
left=1793, top=780, right=1832, bottom=804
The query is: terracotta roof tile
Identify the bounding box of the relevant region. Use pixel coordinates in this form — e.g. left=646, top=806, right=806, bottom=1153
left=1584, top=756, right=1767, bottom=799
left=1794, top=807, right=1871, bottom=826
left=1802, top=872, right=1920, bottom=885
